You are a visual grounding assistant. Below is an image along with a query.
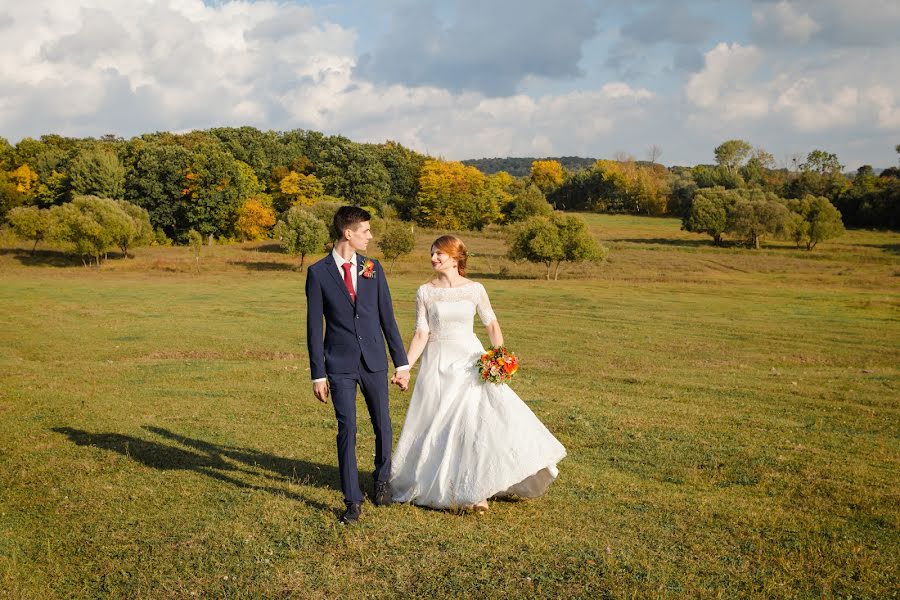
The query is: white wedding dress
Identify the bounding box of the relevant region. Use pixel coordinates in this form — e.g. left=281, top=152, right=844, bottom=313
left=390, top=282, right=567, bottom=508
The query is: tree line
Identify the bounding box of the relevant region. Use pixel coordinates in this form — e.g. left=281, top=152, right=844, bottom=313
left=0, top=128, right=896, bottom=270
left=462, top=156, right=599, bottom=177
left=544, top=142, right=899, bottom=232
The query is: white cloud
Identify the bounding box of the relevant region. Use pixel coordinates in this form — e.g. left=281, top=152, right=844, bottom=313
left=0, top=0, right=357, bottom=137
left=750, top=0, right=900, bottom=47
left=600, top=82, right=654, bottom=100
left=685, top=41, right=900, bottom=139
left=0, top=0, right=896, bottom=170
left=752, top=1, right=821, bottom=44
left=774, top=80, right=859, bottom=131
left=868, top=86, right=900, bottom=130
left=685, top=43, right=768, bottom=119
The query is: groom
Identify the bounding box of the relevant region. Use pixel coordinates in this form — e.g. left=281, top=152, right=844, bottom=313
left=305, top=206, right=410, bottom=524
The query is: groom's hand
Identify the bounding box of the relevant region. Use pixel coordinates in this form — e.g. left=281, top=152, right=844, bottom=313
left=392, top=371, right=410, bottom=391
left=313, top=380, right=330, bottom=403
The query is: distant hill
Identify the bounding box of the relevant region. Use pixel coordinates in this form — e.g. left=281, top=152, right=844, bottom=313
left=461, top=156, right=599, bottom=176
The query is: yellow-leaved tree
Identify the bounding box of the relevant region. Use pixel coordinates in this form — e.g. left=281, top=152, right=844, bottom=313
left=10, top=164, right=39, bottom=196
left=414, top=159, right=502, bottom=230
left=530, top=160, right=565, bottom=193
left=235, top=196, right=276, bottom=241
left=279, top=172, right=324, bottom=208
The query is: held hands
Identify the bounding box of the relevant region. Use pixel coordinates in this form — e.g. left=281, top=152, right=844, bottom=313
left=312, top=380, right=330, bottom=403
left=391, top=370, right=410, bottom=392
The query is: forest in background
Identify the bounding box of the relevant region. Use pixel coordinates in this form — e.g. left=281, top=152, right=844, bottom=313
left=0, top=129, right=897, bottom=258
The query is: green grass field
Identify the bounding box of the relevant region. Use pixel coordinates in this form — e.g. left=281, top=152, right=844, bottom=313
left=1, top=215, right=898, bottom=598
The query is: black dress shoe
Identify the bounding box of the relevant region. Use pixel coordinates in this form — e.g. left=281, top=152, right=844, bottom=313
left=373, top=481, right=392, bottom=506
left=339, top=503, right=361, bottom=525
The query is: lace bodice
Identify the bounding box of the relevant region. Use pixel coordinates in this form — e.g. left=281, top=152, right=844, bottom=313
left=414, top=282, right=497, bottom=340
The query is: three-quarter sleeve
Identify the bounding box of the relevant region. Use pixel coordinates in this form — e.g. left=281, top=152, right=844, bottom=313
left=415, top=285, right=430, bottom=333
left=475, top=283, right=497, bottom=326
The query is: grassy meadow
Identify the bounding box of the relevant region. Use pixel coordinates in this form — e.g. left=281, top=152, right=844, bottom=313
left=0, top=214, right=898, bottom=598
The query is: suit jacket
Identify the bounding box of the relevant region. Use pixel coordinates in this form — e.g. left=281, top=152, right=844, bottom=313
left=305, top=254, right=408, bottom=380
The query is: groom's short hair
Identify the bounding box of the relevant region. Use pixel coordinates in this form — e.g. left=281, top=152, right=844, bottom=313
left=333, top=206, right=371, bottom=240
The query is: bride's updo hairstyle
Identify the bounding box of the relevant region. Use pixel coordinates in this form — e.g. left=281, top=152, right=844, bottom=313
left=432, top=235, right=468, bottom=276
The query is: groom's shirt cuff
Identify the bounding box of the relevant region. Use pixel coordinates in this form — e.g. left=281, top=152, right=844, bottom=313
left=395, top=365, right=410, bottom=372
left=312, top=377, right=327, bottom=383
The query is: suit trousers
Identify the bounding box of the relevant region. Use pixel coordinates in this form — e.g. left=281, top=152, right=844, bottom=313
left=328, top=366, right=392, bottom=504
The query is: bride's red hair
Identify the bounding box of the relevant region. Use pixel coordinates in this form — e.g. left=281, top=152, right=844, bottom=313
left=432, top=235, right=468, bottom=276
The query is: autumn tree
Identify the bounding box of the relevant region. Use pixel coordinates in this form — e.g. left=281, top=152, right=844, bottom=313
left=741, top=147, right=779, bottom=188
left=181, top=144, right=244, bottom=242
left=782, top=149, right=849, bottom=202
left=530, top=160, right=565, bottom=193
left=235, top=196, right=277, bottom=241
left=0, top=172, right=26, bottom=219
left=9, top=164, right=39, bottom=198
left=377, top=141, right=426, bottom=221
left=68, top=148, right=126, bottom=200
left=123, top=141, right=192, bottom=236
left=316, top=137, right=391, bottom=208
left=801, top=150, right=842, bottom=175
left=273, top=206, right=329, bottom=270
left=414, top=159, right=502, bottom=230
left=714, top=139, right=752, bottom=173
left=682, top=187, right=735, bottom=245
left=592, top=159, right=669, bottom=215
left=377, top=221, right=415, bottom=272
left=507, top=213, right=607, bottom=280
left=278, top=171, right=325, bottom=210
left=49, top=196, right=133, bottom=266
left=503, top=183, right=553, bottom=223
left=188, top=229, right=203, bottom=271
left=113, top=200, right=154, bottom=257
left=692, top=164, right=744, bottom=189
left=785, top=195, right=845, bottom=250
left=728, top=192, right=791, bottom=249
left=7, top=205, right=53, bottom=254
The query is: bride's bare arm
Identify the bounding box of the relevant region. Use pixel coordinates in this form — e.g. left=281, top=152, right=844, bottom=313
left=405, top=329, right=430, bottom=369
left=485, top=320, right=503, bottom=348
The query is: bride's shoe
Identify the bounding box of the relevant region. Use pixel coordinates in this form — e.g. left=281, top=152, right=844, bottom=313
left=456, top=500, right=488, bottom=514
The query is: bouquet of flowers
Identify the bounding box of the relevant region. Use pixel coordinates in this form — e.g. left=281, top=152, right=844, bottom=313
left=475, top=346, right=519, bottom=384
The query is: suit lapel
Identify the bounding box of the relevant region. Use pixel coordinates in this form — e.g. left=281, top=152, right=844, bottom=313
left=323, top=259, right=356, bottom=308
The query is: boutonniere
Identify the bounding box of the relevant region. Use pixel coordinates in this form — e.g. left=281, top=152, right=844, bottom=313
left=359, top=258, right=376, bottom=279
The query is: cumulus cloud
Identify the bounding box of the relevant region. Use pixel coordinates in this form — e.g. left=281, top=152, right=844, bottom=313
left=751, top=0, right=900, bottom=47
left=0, top=0, right=896, bottom=170
left=685, top=38, right=900, bottom=154
left=0, top=0, right=357, bottom=138
left=752, top=1, right=820, bottom=44
left=354, top=0, right=600, bottom=96
left=685, top=43, right=768, bottom=119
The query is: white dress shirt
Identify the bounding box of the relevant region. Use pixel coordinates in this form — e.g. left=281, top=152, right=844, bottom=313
left=332, top=249, right=358, bottom=294
left=311, top=250, right=409, bottom=383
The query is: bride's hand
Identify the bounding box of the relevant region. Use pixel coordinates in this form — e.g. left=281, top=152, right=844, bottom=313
left=391, top=371, right=410, bottom=391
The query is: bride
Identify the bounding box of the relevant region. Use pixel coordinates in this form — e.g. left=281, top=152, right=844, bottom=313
left=389, top=235, right=566, bottom=511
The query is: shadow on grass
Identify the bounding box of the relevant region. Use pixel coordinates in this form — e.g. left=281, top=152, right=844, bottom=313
left=878, top=243, right=900, bottom=255
left=228, top=260, right=297, bottom=271
left=0, top=247, right=85, bottom=267
left=468, top=270, right=534, bottom=280
left=608, top=237, right=712, bottom=248
left=243, top=243, right=283, bottom=253
left=52, top=426, right=341, bottom=515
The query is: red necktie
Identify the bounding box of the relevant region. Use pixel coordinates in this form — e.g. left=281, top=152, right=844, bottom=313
left=341, top=262, right=356, bottom=302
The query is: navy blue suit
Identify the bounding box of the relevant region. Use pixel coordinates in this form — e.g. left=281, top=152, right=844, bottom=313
left=305, top=254, right=408, bottom=504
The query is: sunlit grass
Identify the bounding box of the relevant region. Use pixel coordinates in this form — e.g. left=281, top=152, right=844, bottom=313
left=1, top=216, right=898, bottom=597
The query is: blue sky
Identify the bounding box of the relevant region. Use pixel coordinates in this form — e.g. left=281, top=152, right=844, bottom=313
left=1, top=0, right=898, bottom=168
